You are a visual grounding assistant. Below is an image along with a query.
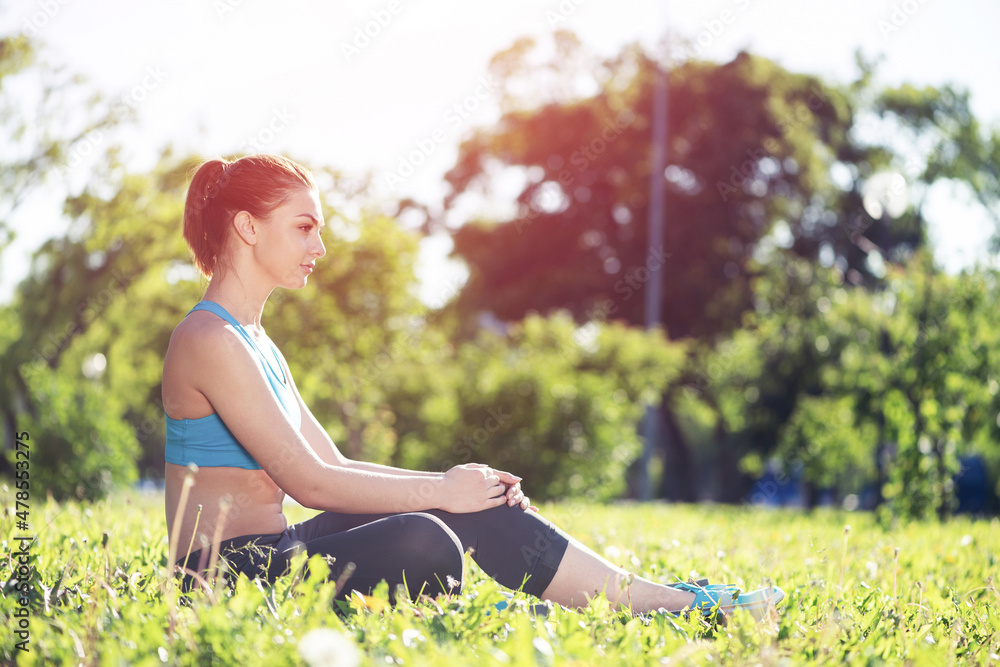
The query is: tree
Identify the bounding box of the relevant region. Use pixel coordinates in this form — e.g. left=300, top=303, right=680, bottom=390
left=842, top=254, right=1000, bottom=520
left=439, top=37, right=936, bottom=341
left=0, top=33, right=127, bottom=273
left=436, top=34, right=1000, bottom=501
left=0, top=30, right=144, bottom=494
left=381, top=313, right=687, bottom=501
left=743, top=251, right=1000, bottom=520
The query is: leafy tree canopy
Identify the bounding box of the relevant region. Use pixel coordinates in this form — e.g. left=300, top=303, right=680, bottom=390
left=439, top=33, right=995, bottom=341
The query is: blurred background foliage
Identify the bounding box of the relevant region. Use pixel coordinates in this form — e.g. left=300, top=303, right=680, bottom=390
left=2, top=30, right=999, bottom=521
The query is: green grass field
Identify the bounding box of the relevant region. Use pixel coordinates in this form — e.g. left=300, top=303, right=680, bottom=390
left=2, top=488, right=998, bottom=666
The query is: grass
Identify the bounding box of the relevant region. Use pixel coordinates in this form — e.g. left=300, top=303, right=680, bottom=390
left=2, top=487, right=999, bottom=665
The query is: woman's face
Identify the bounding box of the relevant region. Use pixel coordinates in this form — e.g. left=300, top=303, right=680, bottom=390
left=253, top=186, right=326, bottom=289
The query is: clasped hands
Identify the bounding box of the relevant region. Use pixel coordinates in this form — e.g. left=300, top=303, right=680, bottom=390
left=439, top=462, right=538, bottom=514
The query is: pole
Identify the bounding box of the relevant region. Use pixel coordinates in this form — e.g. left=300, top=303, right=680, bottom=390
left=638, top=3, right=669, bottom=501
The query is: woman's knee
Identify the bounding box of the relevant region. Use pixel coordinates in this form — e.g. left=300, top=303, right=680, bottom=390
left=389, top=513, right=464, bottom=595
left=395, top=513, right=464, bottom=564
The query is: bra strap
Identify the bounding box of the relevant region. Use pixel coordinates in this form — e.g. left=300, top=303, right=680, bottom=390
left=188, top=301, right=286, bottom=384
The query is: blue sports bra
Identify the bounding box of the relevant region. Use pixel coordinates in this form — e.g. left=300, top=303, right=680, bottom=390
left=164, top=301, right=301, bottom=470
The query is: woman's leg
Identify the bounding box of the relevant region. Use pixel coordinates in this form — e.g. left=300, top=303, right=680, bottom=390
left=409, top=505, right=694, bottom=612
left=420, top=504, right=570, bottom=597
left=290, top=505, right=570, bottom=598
left=538, top=536, right=696, bottom=612
left=282, top=512, right=465, bottom=602
left=420, top=505, right=696, bottom=612
left=285, top=506, right=769, bottom=615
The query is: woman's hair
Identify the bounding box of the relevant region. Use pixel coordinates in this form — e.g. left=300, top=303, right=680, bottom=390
left=184, top=154, right=317, bottom=279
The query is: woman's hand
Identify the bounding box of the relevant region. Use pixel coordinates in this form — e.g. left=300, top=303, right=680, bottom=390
left=436, top=464, right=508, bottom=513
left=465, top=463, right=538, bottom=513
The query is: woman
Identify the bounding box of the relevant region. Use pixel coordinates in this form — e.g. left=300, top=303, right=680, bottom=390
left=163, top=154, right=783, bottom=619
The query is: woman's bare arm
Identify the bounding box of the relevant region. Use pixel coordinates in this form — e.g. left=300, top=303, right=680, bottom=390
left=277, top=347, right=532, bottom=509
left=180, top=322, right=510, bottom=515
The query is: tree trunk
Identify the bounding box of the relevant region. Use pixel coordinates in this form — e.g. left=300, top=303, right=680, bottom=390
left=935, top=437, right=951, bottom=521
left=656, top=399, right=696, bottom=502
left=712, top=430, right=746, bottom=503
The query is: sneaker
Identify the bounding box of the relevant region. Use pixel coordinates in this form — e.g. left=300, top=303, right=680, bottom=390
left=725, top=586, right=785, bottom=622
left=668, top=582, right=785, bottom=622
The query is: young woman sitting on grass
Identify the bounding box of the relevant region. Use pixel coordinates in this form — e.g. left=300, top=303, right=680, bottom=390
left=162, top=154, right=784, bottom=620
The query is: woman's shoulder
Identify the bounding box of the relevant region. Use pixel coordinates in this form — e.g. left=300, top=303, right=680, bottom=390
left=165, top=310, right=238, bottom=366
left=171, top=309, right=228, bottom=341
left=163, top=311, right=239, bottom=416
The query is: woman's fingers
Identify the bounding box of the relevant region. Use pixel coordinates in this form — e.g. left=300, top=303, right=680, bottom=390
left=467, top=466, right=508, bottom=505
left=486, top=477, right=506, bottom=498
left=519, top=495, right=538, bottom=512
left=500, top=482, right=536, bottom=512
left=493, top=469, right=523, bottom=485
left=443, top=465, right=522, bottom=512
left=454, top=463, right=530, bottom=509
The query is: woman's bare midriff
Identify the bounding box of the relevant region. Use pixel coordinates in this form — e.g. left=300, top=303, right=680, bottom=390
left=165, top=462, right=288, bottom=561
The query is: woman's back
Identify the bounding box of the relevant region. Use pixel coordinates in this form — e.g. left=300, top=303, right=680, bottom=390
left=163, top=306, right=290, bottom=558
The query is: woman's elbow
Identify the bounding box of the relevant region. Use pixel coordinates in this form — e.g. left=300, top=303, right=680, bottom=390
left=286, top=477, right=333, bottom=510
left=266, top=457, right=336, bottom=509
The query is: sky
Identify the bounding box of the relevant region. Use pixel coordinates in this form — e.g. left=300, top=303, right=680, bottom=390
left=3, top=0, right=1000, bottom=304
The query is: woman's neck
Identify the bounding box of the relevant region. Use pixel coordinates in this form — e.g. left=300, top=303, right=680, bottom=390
left=202, top=276, right=272, bottom=328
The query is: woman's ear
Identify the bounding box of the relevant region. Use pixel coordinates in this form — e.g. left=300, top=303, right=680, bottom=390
left=232, top=210, right=257, bottom=246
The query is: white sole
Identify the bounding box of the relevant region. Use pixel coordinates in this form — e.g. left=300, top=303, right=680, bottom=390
left=728, top=585, right=785, bottom=622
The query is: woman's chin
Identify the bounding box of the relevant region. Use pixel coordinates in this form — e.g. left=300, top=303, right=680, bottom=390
left=279, top=277, right=310, bottom=290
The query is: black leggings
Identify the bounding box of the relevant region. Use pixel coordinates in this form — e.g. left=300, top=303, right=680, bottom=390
left=178, top=504, right=570, bottom=601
